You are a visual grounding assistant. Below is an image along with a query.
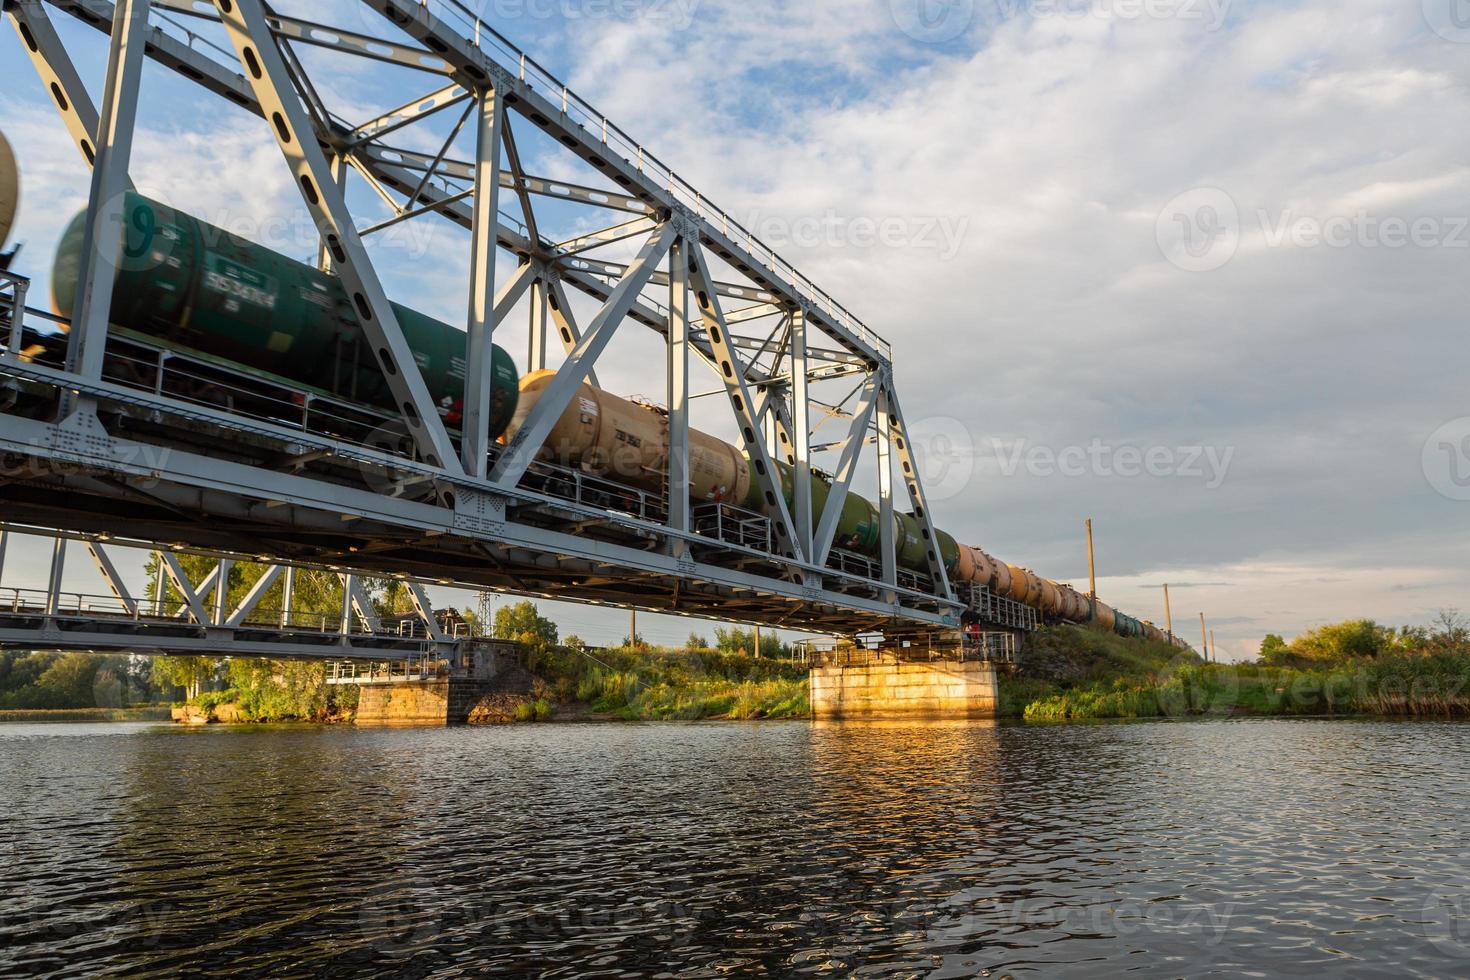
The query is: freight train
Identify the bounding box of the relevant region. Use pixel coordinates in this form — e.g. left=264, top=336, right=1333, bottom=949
left=40, top=189, right=1183, bottom=647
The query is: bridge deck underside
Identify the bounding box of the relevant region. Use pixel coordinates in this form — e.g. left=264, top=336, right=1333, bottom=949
left=0, top=379, right=959, bottom=636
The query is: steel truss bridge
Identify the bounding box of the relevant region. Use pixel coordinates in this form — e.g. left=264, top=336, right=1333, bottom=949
left=0, top=0, right=1022, bottom=642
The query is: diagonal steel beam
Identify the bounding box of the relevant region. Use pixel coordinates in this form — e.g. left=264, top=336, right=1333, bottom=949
left=344, top=574, right=382, bottom=633
left=7, top=1, right=124, bottom=174
left=406, top=583, right=448, bottom=642
left=225, top=564, right=283, bottom=627
left=811, top=374, right=878, bottom=568
left=882, top=382, right=955, bottom=602
left=490, top=221, right=676, bottom=491
left=84, top=541, right=138, bottom=615
left=160, top=552, right=210, bottom=624
left=544, top=275, right=599, bottom=388
left=687, top=241, right=805, bottom=564
left=499, top=114, right=541, bottom=246
left=348, top=81, right=469, bottom=146
left=210, top=0, right=462, bottom=473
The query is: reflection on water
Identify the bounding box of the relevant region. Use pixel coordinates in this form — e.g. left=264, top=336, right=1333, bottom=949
left=1, top=719, right=1468, bottom=976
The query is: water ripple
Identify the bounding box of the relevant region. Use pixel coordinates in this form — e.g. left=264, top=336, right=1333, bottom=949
left=0, top=719, right=1468, bottom=976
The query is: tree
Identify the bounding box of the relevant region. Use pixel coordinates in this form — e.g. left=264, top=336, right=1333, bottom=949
left=715, top=626, right=754, bottom=656
left=1259, top=634, right=1290, bottom=665
left=1291, top=619, right=1396, bottom=662
left=494, top=600, right=559, bottom=652
left=686, top=632, right=710, bottom=651
left=150, top=655, right=217, bottom=701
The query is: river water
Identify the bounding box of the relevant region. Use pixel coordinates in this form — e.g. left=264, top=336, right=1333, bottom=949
left=1, top=718, right=1467, bottom=977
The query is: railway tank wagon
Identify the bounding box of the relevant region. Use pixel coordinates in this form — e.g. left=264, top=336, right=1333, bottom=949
left=0, top=130, right=17, bottom=256
left=50, top=193, right=519, bottom=438
left=42, top=192, right=1185, bottom=649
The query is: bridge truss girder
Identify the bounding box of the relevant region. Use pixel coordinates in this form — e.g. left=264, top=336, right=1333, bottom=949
left=0, top=525, right=464, bottom=660
left=0, top=0, right=965, bottom=638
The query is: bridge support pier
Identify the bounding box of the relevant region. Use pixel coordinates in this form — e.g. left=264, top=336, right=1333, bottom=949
left=809, top=657, right=999, bottom=721
left=345, top=642, right=533, bottom=727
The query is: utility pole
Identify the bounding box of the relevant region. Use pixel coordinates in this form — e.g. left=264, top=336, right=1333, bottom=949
left=1085, top=518, right=1097, bottom=599
left=630, top=607, right=637, bottom=649
left=754, top=624, right=762, bottom=658
left=1163, top=583, right=1173, bottom=641
left=1211, top=630, right=1217, bottom=663
left=1200, top=612, right=1209, bottom=662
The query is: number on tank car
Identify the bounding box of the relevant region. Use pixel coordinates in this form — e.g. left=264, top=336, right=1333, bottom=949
left=203, top=265, right=278, bottom=311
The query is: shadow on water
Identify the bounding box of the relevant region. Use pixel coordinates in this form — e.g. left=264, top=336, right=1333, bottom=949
left=1, top=719, right=1468, bottom=976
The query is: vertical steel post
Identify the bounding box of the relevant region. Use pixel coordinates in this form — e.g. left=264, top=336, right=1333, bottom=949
left=340, top=574, right=354, bottom=635
left=666, top=235, right=691, bottom=538
left=1200, top=612, right=1209, bottom=661
left=1086, top=518, right=1097, bottom=599
left=281, top=565, right=296, bottom=628
left=527, top=278, right=549, bottom=373
left=790, top=308, right=813, bottom=562
left=153, top=550, right=165, bottom=616
left=64, top=0, right=150, bottom=396
left=629, top=608, right=637, bottom=648
left=876, top=384, right=897, bottom=588
left=1211, top=630, right=1217, bottom=661
left=463, top=82, right=504, bottom=476
left=45, top=536, right=66, bottom=616
left=213, top=559, right=232, bottom=625
left=754, top=624, right=761, bottom=658
left=1163, top=583, right=1173, bottom=641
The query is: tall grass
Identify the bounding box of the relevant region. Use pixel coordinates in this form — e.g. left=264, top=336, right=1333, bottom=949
left=548, top=648, right=809, bottom=720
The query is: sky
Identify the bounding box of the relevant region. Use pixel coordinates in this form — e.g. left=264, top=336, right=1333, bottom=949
left=1, top=0, right=1468, bottom=660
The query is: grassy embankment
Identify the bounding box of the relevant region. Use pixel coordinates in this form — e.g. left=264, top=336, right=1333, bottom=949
left=530, top=645, right=810, bottom=721
left=1003, top=621, right=1470, bottom=721
left=180, top=645, right=808, bottom=724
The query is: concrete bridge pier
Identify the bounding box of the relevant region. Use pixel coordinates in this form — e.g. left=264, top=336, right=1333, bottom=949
left=807, top=641, right=1010, bottom=720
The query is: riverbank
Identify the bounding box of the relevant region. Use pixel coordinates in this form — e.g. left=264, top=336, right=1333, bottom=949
left=176, top=645, right=809, bottom=725
left=1000, top=623, right=1470, bottom=721
left=0, top=706, right=174, bottom=723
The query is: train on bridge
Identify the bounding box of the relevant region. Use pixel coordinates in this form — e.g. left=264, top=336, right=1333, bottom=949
left=1, top=175, right=1182, bottom=648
